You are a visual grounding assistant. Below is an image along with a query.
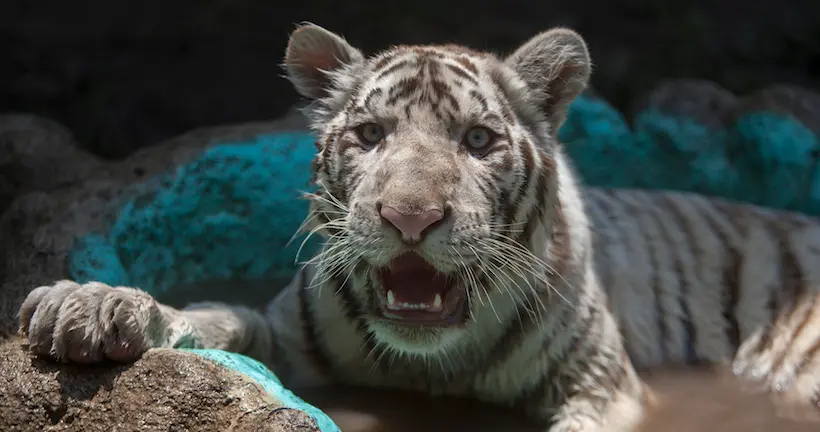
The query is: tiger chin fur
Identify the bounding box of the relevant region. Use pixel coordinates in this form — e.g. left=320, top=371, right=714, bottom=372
left=15, top=23, right=820, bottom=431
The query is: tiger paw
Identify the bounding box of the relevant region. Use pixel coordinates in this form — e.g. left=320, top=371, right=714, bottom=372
left=732, top=294, right=820, bottom=422
left=18, top=280, right=169, bottom=363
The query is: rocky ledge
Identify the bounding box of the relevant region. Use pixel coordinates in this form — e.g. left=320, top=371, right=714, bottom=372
left=0, top=336, right=319, bottom=432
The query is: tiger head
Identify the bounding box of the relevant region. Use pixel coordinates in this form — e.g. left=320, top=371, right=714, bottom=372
left=284, top=24, right=591, bottom=356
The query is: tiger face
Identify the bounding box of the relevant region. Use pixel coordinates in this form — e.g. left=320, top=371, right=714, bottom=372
left=284, top=24, right=590, bottom=355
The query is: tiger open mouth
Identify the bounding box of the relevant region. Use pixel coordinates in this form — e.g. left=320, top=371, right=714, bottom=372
left=375, top=252, right=467, bottom=326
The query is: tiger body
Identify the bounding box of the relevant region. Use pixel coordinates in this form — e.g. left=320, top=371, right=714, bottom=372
left=17, top=23, right=820, bottom=432
left=588, top=189, right=820, bottom=367
left=586, top=189, right=820, bottom=377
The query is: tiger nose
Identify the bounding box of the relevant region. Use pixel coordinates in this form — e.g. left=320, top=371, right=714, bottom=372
left=379, top=205, right=444, bottom=242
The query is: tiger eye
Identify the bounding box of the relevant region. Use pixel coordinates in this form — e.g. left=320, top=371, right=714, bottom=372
left=356, top=123, right=385, bottom=147
left=463, top=126, right=494, bottom=151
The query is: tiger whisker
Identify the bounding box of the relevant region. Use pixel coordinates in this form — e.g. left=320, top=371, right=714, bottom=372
left=467, top=243, right=535, bottom=323
left=487, top=231, right=578, bottom=292
left=315, top=181, right=350, bottom=212
left=294, top=217, right=349, bottom=264
left=477, top=236, right=571, bottom=307
left=450, top=246, right=485, bottom=310
left=448, top=246, right=478, bottom=323
left=465, top=244, right=516, bottom=324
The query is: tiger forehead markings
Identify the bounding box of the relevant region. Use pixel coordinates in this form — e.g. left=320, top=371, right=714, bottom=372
left=315, top=44, right=550, bottom=238
left=16, top=22, right=820, bottom=432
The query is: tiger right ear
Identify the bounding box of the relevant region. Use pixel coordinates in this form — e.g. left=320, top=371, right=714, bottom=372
left=284, top=23, right=365, bottom=100
left=504, top=28, right=591, bottom=133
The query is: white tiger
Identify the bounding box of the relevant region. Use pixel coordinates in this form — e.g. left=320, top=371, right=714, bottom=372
left=17, top=23, right=820, bottom=431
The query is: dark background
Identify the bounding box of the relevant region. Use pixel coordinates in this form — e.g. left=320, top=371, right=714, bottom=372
left=3, top=0, right=819, bottom=159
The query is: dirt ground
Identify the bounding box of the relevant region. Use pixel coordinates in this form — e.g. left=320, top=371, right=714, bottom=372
left=637, top=367, right=819, bottom=432
left=299, top=366, right=820, bottom=432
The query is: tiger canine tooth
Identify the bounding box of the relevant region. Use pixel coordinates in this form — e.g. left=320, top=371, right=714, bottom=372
left=387, top=290, right=396, bottom=306
left=433, top=293, right=442, bottom=309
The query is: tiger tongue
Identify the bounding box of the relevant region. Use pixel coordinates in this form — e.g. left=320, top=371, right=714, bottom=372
left=382, top=253, right=449, bottom=307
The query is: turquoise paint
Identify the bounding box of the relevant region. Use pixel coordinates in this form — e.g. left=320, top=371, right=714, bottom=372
left=632, top=109, right=741, bottom=197
left=69, top=132, right=321, bottom=292
left=560, top=95, right=646, bottom=188
left=727, top=113, right=818, bottom=212
left=187, top=349, right=340, bottom=432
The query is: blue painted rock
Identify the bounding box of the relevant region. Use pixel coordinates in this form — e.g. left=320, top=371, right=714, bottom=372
left=630, top=80, right=820, bottom=214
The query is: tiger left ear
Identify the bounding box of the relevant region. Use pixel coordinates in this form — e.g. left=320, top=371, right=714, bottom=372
left=284, top=23, right=365, bottom=100
left=504, top=28, right=591, bottom=132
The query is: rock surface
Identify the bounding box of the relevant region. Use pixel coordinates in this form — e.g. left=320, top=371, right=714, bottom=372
left=0, top=336, right=319, bottom=432
left=3, top=334, right=817, bottom=432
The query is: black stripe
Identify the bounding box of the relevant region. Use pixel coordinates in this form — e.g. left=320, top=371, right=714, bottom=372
left=332, top=273, right=389, bottom=372
left=517, top=164, right=548, bottom=247
left=611, top=190, right=669, bottom=361
left=546, top=302, right=628, bottom=414
left=386, top=76, right=422, bottom=106
left=766, top=220, right=811, bottom=372
left=362, top=88, right=383, bottom=111
left=429, top=78, right=459, bottom=112
left=375, top=58, right=413, bottom=81
left=446, top=63, right=479, bottom=85
left=751, top=217, right=806, bottom=357
left=468, top=89, right=489, bottom=111
left=482, top=289, right=550, bottom=371
left=480, top=232, right=574, bottom=379
left=511, top=303, right=604, bottom=413
left=783, top=296, right=820, bottom=379
left=474, top=172, right=497, bottom=208
left=699, top=199, right=744, bottom=352
left=372, top=51, right=399, bottom=72
left=313, top=205, right=340, bottom=237
left=504, top=140, right=535, bottom=233
left=657, top=195, right=700, bottom=364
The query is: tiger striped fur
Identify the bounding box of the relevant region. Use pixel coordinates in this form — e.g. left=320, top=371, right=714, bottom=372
left=588, top=187, right=820, bottom=418
left=16, top=23, right=820, bottom=431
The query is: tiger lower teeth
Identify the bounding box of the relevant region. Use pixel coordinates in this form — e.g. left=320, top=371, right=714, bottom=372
left=385, top=290, right=444, bottom=312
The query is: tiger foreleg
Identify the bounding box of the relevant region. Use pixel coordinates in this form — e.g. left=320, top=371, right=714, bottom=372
left=529, top=345, right=649, bottom=431
left=18, top=280, right=274, bottom=365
